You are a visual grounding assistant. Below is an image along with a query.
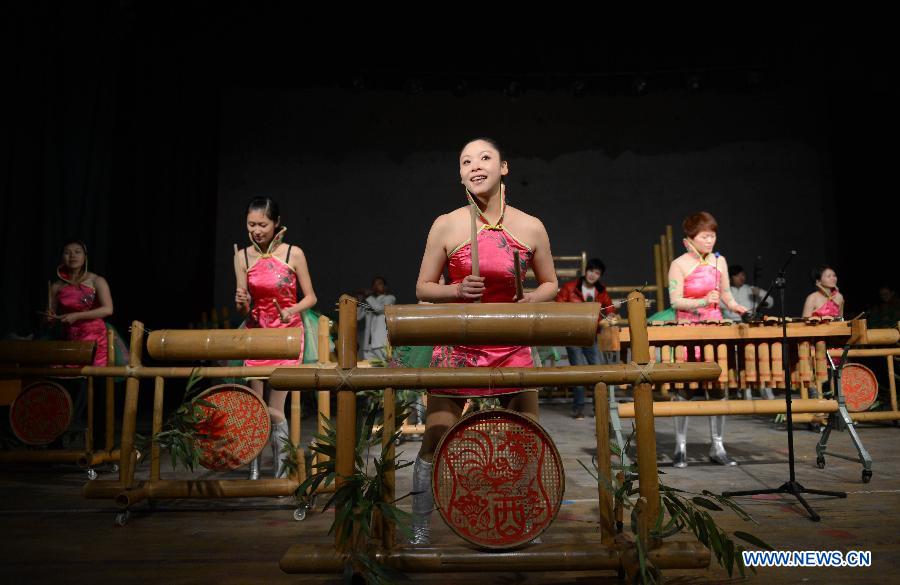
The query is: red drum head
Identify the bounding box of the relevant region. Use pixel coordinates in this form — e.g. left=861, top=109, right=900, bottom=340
left=194, top=384, right=270, bottom=471
left=9, top=381, right=73, bottom=445
left=842, top=363, right=879, bottom=412
left=433, top=408, right=564, bottom=549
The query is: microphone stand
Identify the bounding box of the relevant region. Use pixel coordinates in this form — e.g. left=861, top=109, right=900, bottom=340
left=724, top=250, right=846, bottom=521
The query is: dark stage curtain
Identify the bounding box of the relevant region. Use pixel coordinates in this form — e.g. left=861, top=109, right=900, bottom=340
left=1, top=2, right=220, bottom=337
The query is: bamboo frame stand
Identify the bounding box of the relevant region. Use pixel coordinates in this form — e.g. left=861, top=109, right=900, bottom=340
left=814, top=322, right=900, bottom=482
left=615, top=320, right=899, bottom=480
left=0, top=333, right=121, bottom=478
left=70, top=315, right=353, bottom=524
left=273, top=293, right=721, bottom=578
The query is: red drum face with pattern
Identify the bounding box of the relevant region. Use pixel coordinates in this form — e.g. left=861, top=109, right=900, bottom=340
left=817, top=268, right=838, bottom=289
left=459, top=139, right=508, bottom=197
left=246, top=210, right=278, bottom=250
left=687, top=230, right=717, bottom=256
left=62, top=243, right=87, bottom=273
left=584, top=268, right=602, bottom=285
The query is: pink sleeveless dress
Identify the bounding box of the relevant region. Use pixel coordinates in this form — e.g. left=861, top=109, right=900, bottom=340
left=56, top=268, right=109, bottom=367
left=812, top=289, right=841, bottom=318
left=676, top=263, right=723, bottom=322
left=243, top=230, right=304, bottom=367
left=429, top=196, right=534, bottom=397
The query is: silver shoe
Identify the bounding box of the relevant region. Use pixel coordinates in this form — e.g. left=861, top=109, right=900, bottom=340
left=248, top=456, right=261, bottom=480
left=708, top=415, right=737, bottom=466
left=409, top=457, right=434, bottom=545
left=673, top=414, right=689, bottom=468
left=271, top=420, right=290, bottom=479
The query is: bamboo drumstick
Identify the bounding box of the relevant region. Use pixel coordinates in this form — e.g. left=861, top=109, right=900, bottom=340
left=470, top=203, right=480, bottom=303
left=273, top=299, right=290, bottom=323
left=470, top=204, right=480, bottom=277
left=514, top=250, right=524, bottom=301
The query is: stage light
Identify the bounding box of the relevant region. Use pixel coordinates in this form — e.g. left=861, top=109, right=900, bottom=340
left=572, top=79, right=586, bottom=97
left=748, top=70, right=762, bottom=88
left=404, top=78, right=423, bottom=95
left=504, top=80, right=522, bottom=100
left=631, top=77, right=648, bottom=96
left=686, top=74, right=701, bottom=92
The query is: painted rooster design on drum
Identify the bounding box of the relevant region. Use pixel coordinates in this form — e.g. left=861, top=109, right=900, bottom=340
left=441, top=420, right=553, bottom=546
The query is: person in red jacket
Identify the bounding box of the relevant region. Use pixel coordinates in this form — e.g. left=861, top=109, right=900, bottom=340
left=556, top=258, right=617, bottom=418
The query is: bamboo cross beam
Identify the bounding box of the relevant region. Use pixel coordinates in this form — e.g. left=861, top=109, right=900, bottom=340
left=268, top=362, right=721, bottom=392
left=385, top=302, right=601, bottom=347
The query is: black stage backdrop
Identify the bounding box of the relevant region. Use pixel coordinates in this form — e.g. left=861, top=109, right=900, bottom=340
left=2, top=3, right=220, bottom=337
left=2, top=5, right=896, bottom=338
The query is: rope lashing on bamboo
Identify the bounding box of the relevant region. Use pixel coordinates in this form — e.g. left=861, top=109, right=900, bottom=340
left=630, top=361, right=657, bottom=385
left=334, top=367, right=356, bottom=392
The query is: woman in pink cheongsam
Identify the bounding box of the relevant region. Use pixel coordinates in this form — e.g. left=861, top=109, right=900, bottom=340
left=49, top=240, right=114, bottom=366
left=667, top=212, right=749, bottom=469
left=47, top=240, right=119, bottom=434
left=234, top=197, right=317, bottom=479
left=408, top=138, right=559, bottom=544
left=802, top=265, right=844, bottom=319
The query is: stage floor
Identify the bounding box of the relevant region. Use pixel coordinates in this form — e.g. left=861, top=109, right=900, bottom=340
left=2, top=402, right=897, bottom=584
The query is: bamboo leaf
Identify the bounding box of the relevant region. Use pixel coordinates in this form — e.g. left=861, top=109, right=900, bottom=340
left=734, top=531, right=774, bottom=551
left=736, top=545, right=749, bottom=577
left=691, top=496, right=723, bottom=511
left=724, top=537, right=735, bottom=576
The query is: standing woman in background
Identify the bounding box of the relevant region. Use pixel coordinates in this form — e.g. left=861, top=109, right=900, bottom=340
left=234, top=197, right=317, bottom=479
left=48, top=240, right=115, bottom=366
left=47, top=239, right=127, bottom=434
left=667, top=212, right=748, bottom=468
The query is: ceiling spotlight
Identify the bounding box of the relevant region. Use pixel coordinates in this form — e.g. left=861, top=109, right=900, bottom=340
left=686, top=74, right=701, bottom=92
left=404, top=78, right=423, bottom=95
left=631, top=77, right=648, bottom=96
left=572, top=79, right=586, bottom=97
left=747, top=71, right=762, bottom=88
left=504, top=80, right=522, bottom=100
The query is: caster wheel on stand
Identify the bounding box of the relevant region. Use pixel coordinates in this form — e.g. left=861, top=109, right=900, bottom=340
left=110, top=463, right=120, bottom=474
left=816, top=457, right=826, bottom=469
left=86, top=468, right=98, bottom=481
left=293, top=507, right=307, bottom=522
left=114, top=510, right=131, bottom=527
left=862, top=470, right=873, bottom=483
